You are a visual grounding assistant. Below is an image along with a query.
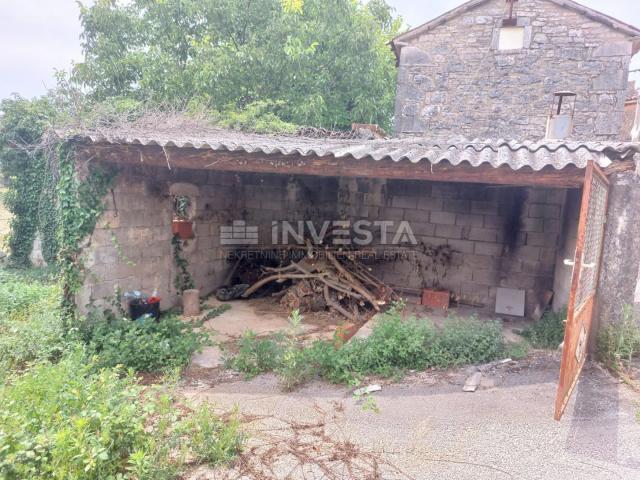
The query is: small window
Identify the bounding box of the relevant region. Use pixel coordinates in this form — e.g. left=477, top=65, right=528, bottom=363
left=546, top=92, right=577, bottom=140
left=498, top=26, right=525, bottom=50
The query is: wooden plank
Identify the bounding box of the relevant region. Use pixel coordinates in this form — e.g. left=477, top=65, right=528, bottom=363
left=75, top=143, right=587, bottom=188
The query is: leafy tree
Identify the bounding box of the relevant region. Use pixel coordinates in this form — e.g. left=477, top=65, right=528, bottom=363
left=74, top=0, right=401, bottom=130
left=0, top=96, right=58, bottom=265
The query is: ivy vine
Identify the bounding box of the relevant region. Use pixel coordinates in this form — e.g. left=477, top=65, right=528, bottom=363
left=172, top=235, right=194, bottom=294
left=57, top=142, right=116, bottom=329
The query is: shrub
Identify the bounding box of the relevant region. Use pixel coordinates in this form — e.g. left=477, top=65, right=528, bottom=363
left=598, top=305, right=640, bottom=374
left=0, top=267, right=64, bottom=376
left=225, top=331, right=283, bottom=379
left=521, top=309, right=566, bottom=349
left=84, top=313, right=210, bottom=372
left=0, top=352, right=243, bottom=480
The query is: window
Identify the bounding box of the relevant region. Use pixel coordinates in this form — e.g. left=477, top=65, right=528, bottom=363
left=546, top=92, right=577, bottom=140
left=498, top=26, right=525, bottom=50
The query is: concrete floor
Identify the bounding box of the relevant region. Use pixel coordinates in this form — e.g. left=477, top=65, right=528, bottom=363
left=182, top=352, right=640, bottom=480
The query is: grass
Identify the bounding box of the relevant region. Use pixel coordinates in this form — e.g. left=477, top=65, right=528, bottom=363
left=226, top=304, right=511, bottom=389
left=0, top=267, right=64, bottom=377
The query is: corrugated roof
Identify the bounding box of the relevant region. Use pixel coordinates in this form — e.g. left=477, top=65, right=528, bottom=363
left=63, top=126, right=640, bottom=172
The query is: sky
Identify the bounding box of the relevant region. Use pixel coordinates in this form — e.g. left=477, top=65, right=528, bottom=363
left=0, top=0, right=639, bottom=100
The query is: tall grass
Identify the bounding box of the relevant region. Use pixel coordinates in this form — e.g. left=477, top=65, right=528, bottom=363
left=0, top=267, right=63, bottom=376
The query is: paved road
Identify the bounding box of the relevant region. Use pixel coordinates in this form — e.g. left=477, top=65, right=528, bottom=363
left=182, top=352, right=640, bottom=480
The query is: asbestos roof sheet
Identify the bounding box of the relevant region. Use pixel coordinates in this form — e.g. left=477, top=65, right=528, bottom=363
left=64, top=127, right=640, bottom=172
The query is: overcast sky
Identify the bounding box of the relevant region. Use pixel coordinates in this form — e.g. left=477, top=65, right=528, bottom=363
left=0, top=0, right=639, bottom=100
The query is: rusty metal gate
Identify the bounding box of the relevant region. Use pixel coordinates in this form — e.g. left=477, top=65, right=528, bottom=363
left=555, top=161, right=609, bottom=420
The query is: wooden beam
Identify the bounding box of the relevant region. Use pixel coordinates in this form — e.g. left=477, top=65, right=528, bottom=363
left=602, top=159, right=636, bottom=176
left=75, top=143, right=587, bottom=188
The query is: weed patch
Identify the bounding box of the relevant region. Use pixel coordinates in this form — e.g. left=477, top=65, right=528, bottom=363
left=227, top=305, right=507, bottom=388
left=82, top=312, right=211, bottom=373
left=0, top=351, right=243, bottom=479
left=521, top=309, right=566, bottom=349
left=598, top=305, right=640, bottom=375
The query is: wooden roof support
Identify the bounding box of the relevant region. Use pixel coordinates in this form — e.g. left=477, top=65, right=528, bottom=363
left=76, top=143, right=589, bottom=188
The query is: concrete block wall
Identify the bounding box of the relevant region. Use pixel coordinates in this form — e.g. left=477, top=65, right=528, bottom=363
left=240, top=173, right=339, bottom=245
left=79, top=166, right=239, bottom=311
left=395, top=0, right=634, bottom=140
left=338, top=178, right=567, bottom=315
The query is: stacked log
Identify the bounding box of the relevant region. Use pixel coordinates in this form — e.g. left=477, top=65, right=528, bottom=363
left=242, top=247, right=396, bottom=321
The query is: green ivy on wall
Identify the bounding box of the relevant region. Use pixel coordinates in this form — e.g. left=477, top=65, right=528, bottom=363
left=172, top=235, right=195, bottom=294
left=0, top=96, right=59, bottom=266
left=57, top=142, right=116, bottom=328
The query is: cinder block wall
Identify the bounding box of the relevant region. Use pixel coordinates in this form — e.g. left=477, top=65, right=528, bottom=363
left=83, top=165, right=569, bottom=317
left=240, top=173, right=339, bottom=245
left=395, top=0, right=633, bottom=140
left=79, top=166, right=241, bottom=311
left=338, top=178, right=567, bottom=315
left=80, top=168, right=340, bottom=311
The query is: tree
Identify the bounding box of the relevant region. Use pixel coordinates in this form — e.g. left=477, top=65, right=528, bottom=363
left=74, top=0, right=402, bottom=130
left=0, top=96, right=58, bottom=265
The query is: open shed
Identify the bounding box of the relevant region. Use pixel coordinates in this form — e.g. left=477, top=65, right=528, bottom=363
left=63, top=123, right=639, bottom=418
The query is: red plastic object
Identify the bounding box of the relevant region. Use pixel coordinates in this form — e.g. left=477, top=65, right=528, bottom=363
left=172, top=220, right=194, bottom=239
left=421, top=289, right=450, bottom=310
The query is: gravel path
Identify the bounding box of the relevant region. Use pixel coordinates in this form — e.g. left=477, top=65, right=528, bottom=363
left=182, top=352, right=640, bottom=480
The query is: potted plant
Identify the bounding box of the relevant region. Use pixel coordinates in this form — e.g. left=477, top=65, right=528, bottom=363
left=417, top=243, right=454, bottom=310
left=171, top=195, right=194, bottom=239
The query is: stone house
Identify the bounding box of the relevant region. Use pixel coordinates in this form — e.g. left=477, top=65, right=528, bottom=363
left=62, top=0, right=640, bottom=419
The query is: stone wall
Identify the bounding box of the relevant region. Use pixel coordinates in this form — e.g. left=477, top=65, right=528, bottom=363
left=394, top=0, right=634, bottom=140
left=596, top=167, right=640, bottom=331
left=338, top=178, right=567, bottom=315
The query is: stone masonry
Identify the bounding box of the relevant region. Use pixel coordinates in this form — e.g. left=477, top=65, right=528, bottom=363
left=394, top=0, right=636, bottom=140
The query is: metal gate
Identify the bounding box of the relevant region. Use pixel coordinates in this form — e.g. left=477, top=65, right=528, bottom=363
left=554, top=161, right=609, bottom=420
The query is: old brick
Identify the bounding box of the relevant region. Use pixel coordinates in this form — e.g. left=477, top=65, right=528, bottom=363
left=416, top=196, right=444, bottom=211
left=430, top=211, right=457, bottom=225
left=455, top=213, right=484, bottom=227
left=467, top=228, right=500, bottom=243
left=520, top=217, right=544, bottom=232
left=463, top=254, right=497, bottom=270
left=475, top=242, right=504, bottom=256
left=529, top=203, right=561, bottom=219
left=411, top=223, right=437, bottom=236
left=515, top=245, right=541, bottom=261
left=443, top=199, right=471, bottom=213
left=448, top=239, right=475, bottom=254
left=461, top=282, right=490, bottom=300
left=544, top=218, right=562, bottom=233
left=472, top=269, right=498, bottom=286
left=471, top=201, right=499, bottom=215
left=527, top=232, right=559, bottom=247
left=435, top=224, right=463, bottom=239
left=392, top=196, right=418, bottom=209
left=483, top=215, right=506, bottom=229
left=403, top=209, right=429, bottom=223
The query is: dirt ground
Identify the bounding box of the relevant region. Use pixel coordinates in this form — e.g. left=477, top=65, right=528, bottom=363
left=180, top=351, right=640, bottom=480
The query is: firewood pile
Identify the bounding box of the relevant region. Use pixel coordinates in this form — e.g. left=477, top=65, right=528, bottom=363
left=241, top=246, right=397, bottom=321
